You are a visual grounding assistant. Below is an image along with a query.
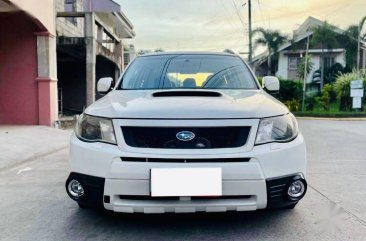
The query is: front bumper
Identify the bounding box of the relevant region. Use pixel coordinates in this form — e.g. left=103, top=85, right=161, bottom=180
left=66, top=172, right=307, bottom=212
left=67, top=133, right=307, bottom=213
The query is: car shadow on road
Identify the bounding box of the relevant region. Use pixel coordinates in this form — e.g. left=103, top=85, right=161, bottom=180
left=63, top=206, right=299, bottom=240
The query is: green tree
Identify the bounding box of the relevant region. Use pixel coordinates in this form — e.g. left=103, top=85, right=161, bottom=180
left=311, top=22, right=338, bottom=89
left=343, top=25, right=359, bottom=69
left=154, top=48, right=165, bottom=52
left=298, top=55, right=314, bottom=81
left=358, top=16, right=366, bottom=70
left=253, top=28, right=287, bottom=75
left=137, top=49, right=152, bottom=55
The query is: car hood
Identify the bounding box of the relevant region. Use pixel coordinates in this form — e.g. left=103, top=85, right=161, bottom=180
left=85, top=89, right=289, bottom=119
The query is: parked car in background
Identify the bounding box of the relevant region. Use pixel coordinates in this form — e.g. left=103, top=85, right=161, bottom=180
left=66, top=52, right=307, bottom=213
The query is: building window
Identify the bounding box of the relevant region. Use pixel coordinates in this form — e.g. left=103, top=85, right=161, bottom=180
left=124, top=52, right=130, bottom=66
left=324, top=57, right=335, bottom=68
left=288, top=56, right=301, bottom=70
left=65, top=0, right=77, bottom=26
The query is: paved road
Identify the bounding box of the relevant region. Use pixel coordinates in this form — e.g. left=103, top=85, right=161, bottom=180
left=1, top=120, right=366, bottom=241
left=0, top=126, right=70, bottom=170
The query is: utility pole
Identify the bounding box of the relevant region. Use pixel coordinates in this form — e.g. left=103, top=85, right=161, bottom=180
left=248, top=0, right=253, bottom=64
left=357, top=24, right=361, bottom=73
left=357, top=16, right=366, bottom=74
left=302, top=32, right=310, bottom=112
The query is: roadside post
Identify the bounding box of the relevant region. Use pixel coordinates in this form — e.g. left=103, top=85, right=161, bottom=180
left=350, top=80, right=364, bottom=111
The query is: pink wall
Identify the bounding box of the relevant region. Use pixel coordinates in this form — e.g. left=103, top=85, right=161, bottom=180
left=0, top=12, right=39, bottom=125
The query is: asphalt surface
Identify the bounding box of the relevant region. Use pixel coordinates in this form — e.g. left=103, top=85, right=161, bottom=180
left=1, top=119, right=366, bottom=241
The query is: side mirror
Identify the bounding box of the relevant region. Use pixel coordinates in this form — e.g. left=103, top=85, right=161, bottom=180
left=97, top=77, right=113, bottom=94
left=262, top=76, right=280, bottom=92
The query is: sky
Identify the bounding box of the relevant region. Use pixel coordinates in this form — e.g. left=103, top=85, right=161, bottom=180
left=116, top=0, right=366, bottom=56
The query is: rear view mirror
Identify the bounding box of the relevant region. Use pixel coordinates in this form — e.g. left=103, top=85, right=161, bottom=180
left=263, top=76, right=280, bottom=92
left=97, top=77, right=113, bottom=94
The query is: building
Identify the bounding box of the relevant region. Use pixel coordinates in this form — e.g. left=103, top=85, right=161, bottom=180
left=253, top=16, right=366, bottom=85
left=0, top=0, right=58, bottom=125
left=56, top=0, right=135, bottom=114
left=0, top=0, right=135, bottom=125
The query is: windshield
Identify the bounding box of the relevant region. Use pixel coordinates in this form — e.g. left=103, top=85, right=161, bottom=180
left=119, top=54, right=258, bottom=90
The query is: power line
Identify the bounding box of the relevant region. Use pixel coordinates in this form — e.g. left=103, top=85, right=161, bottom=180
left=233, top=1, right=247, bottom=30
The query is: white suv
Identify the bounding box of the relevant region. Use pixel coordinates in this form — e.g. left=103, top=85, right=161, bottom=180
left=66, top=52, right=307, bottom=213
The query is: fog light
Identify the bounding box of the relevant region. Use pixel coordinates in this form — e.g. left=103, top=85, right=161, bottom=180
left=68, top=179, right=85, bottom=198
left=288, top=180, right=305, bottom=198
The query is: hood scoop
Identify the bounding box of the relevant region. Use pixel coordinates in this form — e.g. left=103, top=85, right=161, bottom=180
left=152, top=90, right=222, bottom=98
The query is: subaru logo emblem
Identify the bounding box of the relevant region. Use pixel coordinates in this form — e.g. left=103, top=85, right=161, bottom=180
left=176, top=131, right=195, bottom=142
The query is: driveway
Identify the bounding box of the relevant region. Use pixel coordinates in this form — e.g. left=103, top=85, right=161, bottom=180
left=0, top=120, right=365, bottom=241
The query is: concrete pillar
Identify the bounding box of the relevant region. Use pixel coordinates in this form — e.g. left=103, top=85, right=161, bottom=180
left=36, top=33, right=58, bottom=126
left=85, top=13, right=96, bottom=106
left=114, top=41, right=124, bottom=71
left=114, top=65, right=120, bottom=85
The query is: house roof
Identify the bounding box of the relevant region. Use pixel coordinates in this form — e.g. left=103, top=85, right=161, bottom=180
left=83, top=0, right=120, bottom=12
left=96, top=12, right=135, bottom=39
left=252, top=16, right=366, bottom=64
left=87, top=0, right=135, bottom=39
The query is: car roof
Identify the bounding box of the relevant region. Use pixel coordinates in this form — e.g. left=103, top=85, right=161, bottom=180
left=139, top=51, right=237, bottom=57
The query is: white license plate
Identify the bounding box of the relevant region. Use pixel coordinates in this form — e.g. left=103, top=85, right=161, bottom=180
left=150, top=168, right=222, bottom=197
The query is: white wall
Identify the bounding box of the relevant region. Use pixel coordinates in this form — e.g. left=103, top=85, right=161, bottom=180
left=335, top=51, right=346, bottom=67
left=276, top=51, right=346, bottom=83
left=276, top=52, right=288, bottom=79
left=306, top=55, right=320, bottom=83
left=11, top=0, right=56, bottom=35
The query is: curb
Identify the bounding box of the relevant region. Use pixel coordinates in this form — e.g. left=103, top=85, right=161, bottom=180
left=296, top=117, right=366, bottom=121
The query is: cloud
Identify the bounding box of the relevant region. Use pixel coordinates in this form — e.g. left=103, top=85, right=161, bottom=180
left=117, top=0, right=365, bottom=53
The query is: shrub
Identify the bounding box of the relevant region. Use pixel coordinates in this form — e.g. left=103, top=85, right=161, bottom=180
left=334, top=70, right=366, bottom=111
left=257, top=77, right=263, bottom=86
left=305, top=94, right=317, bottom=111
left=324, top=63, right=345, bottom=84
left=278, top=79, right=303, bottom=102
left=284, top=99, right=300, bottom=112
left=259, top=78, right=302, bottom=104
left=316, top=84, right=333, bottom=111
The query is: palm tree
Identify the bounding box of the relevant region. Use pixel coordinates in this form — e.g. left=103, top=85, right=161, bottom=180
left=345, top=25, right=359, bottom=69
left=357, top=16, right=366, bottom=71
left=253, top=28, right=287, bottom=75
left=311, top=22, right=338, bottom=89
left=342, top=25, right=359, bottom=70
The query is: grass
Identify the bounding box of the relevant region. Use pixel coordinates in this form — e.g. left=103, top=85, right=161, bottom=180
left=293, top=102, right=366, bottom=118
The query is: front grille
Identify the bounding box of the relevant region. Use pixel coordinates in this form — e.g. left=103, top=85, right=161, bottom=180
left=121, top=157, right=250, bottom=163
left=121, top=126, right=251, bottom=149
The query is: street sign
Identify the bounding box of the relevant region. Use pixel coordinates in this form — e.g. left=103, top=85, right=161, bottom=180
left=350, top=80, right=363, bottom=89
left=351, top=89, right=364, bottom=97
left=353, top=97, right=362, bottom=109
left=350, top=80, right=364, bottom=109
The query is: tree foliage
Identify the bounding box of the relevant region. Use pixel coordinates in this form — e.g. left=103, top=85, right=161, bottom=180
left=253, top=28, right=287, bottom=75
left=343, top=25, right=359, bottom=69
left=297, top=55, right=314, bottom=80
left=311, top=22, right=338, bottom=88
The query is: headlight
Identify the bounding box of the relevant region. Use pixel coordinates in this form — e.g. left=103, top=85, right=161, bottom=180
left=75, top=114, right=116, bottom=144
left=255, top=114, right=298, bottom=145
